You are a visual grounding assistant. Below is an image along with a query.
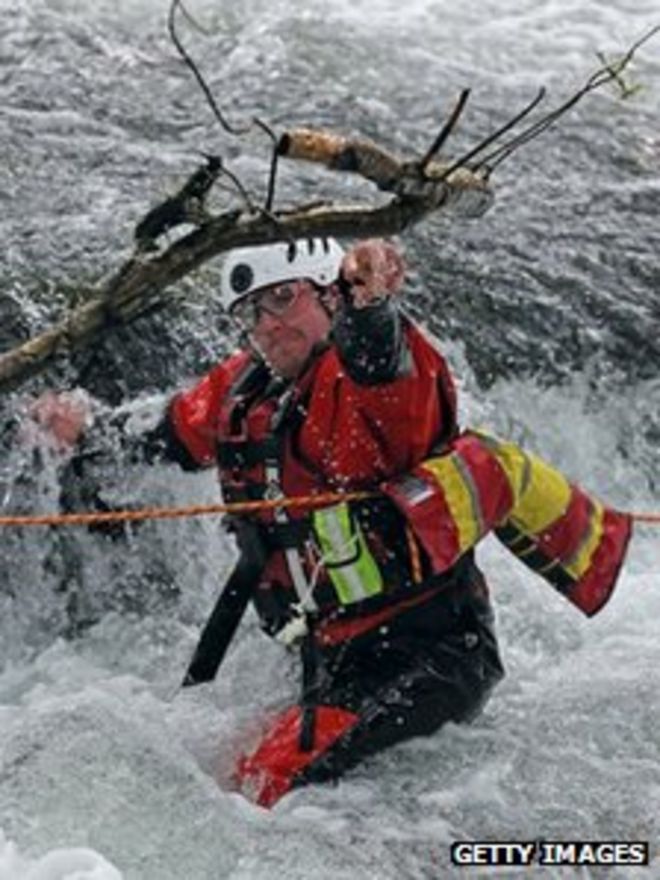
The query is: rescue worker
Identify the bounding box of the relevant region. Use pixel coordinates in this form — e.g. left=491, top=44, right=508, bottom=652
left=140, top=235, right=506, bottom=807
left=27, top=235, right=631, bottom=808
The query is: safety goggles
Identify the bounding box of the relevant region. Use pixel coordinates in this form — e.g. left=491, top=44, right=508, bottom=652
left=229, top=282, right=303, bottom=331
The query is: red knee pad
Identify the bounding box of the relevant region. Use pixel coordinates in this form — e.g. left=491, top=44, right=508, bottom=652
left=235, top=704, right=359, bottom=808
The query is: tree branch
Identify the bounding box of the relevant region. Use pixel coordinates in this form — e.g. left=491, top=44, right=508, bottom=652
left=2, top=25, right=657, bottom=396
left=0, top=161, right=491, bottom=393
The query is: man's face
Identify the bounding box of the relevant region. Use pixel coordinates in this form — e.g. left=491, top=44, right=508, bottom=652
left=232, top=279, right=333, bottom=378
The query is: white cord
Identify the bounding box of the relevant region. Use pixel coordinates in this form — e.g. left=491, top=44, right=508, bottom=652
left=274, top=532, right=359, bottom=647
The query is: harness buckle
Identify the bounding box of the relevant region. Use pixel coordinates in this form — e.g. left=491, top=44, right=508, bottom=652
left=274, top=604, right=309, bottom=647
left=264, top=479, right=283, bottom=501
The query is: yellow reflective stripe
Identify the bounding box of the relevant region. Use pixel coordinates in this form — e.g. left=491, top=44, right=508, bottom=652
left=472, top=429, right=531, bottom=506
left=565, top=500, right=605, bottom=579
left=313, top=503, right=383, bottom=605
left=421, top=455, right=482, bottom=554
left=508, top=452, right=573, bottom=535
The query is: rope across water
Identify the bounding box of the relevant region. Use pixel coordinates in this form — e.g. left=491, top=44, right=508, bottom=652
left=0, top=494, right=657, bottom=527
left=0, top=491, right=374, bottom=527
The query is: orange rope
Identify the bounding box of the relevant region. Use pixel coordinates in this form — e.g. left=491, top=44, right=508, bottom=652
left=0, top=490, right=375, bottom=528
left=0, top=495, right=657, bottom=529
left=630, top=512, right=660, bottom=524
left=405, top=525, right=423, bottom=584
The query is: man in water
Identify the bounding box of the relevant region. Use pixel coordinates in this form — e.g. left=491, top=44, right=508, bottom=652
left=31, top=236, right=629, bottom=807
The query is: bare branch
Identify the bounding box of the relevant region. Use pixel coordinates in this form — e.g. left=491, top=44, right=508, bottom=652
left=0, top=165, right=491, bottom=393
left=616, top=23, right=660, bottom=66
left=253, top=119, right=282, bottom=212
left=175, top=0, right=213, bottom=36
left=168, top=2, right=278, bottom=150
left=212, top=162, right=256, bottom=213
left=476, top=23, right=660, bottom=172
left=441, top=87, right=546, bottom=179
left=419, top=88, right=471, bottom=172
left=595, top=51, right=642, bottom=98
left=3, top=27, right=656, bottom=395
left=168, top=0, right=248, bottom=136
left=168, top=2, right=280, bottom=208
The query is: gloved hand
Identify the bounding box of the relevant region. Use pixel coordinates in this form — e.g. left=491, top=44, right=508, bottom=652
left=339, top=238, right=405, bottom=308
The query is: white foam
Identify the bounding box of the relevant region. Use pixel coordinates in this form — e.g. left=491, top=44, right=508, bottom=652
left=0, top=831, right=122, bottom=880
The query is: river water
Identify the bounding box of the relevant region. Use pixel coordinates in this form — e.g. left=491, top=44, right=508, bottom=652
left=1, top=0, right=659, bottom=877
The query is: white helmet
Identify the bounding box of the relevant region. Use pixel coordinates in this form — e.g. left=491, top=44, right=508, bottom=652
left=220, top=237, right=344, bottom=310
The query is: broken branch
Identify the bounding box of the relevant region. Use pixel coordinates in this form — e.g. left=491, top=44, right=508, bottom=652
left=2, top=26, right=657, bottom=396
left=0, top=163, right=491, bottom=394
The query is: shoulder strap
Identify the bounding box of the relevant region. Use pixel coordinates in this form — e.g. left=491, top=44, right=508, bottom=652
left=181, top=521, right=268, bottom=687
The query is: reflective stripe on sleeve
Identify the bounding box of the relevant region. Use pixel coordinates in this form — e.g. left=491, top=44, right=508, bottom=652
left=507, top=452, right=573, bottom=535
left=564, top=498, right=605, bottom=579
left=420, top=455, right=482, bottom=555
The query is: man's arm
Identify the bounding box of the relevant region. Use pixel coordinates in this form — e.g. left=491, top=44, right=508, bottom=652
left=332, top=239, right=410, bottom=385
left=23, top=354, right=242, bottom=475
left=333, top=298, right=408, bottom=385
left=24, top=391, right=204, bottom=473
left=116, top=403, right=205, bottom=472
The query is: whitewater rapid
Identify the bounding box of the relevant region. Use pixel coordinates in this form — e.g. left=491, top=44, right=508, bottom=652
left=1, top=0, right=659, bottom=877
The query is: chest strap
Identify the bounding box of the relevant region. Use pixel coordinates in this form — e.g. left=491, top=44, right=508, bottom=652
left=263, top=519, right=312, bottom=550
left=217, top=438, right=281, bottom=469
left=181, top=521, right=268, bottom=687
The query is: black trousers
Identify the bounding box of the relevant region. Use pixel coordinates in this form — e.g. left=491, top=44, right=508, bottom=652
left=293, top=570, right=505, bottom=789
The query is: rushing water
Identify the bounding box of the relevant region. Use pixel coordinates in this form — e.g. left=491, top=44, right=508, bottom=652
left=1, top=0, right=659, bottom=877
